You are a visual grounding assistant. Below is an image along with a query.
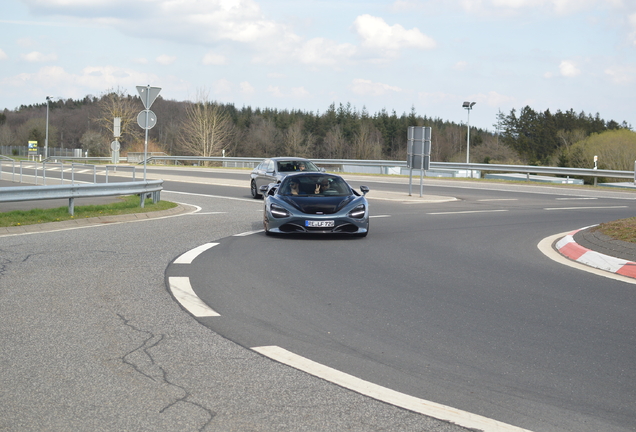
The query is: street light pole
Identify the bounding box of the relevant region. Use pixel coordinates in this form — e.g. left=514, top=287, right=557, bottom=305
left=45, top=96, right=51, bottom=159
left=462, top=101, right=476, bottom=177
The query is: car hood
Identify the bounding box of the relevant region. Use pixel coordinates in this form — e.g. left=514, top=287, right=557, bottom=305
left=281, top=195, right=354, bottom=214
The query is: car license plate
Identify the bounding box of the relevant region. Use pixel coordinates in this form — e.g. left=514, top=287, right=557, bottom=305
left=306, top=220, right=334, bottom=228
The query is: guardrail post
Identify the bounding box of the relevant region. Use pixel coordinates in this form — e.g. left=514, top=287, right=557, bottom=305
left=68, top=197, right=75, bottom=216
left=139, top=193, right=145, bottom=208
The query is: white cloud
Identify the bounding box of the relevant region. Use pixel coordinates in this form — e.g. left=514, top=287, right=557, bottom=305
left=351, top=78, right=402, bottom=96
left=202, top=52, right=228, bottom=65
left=213, top=78, right=232, bottom=94
left=559, top=60, right=581, bottom=77
left=296, top=38, right=357, bottom=66
left=353, top=14, right=436, bottom=53
left=605, top=66, right=635, bottom=84
left=0, top=49, right=7, bottom=60
left=21, top=51, right=57, bottom=62
left=2, top=65, right=160, bottom=98
left=453, top=61, right=469, bottom=71
left=267, top=85, right=284, bottom=97
left=461, top=0, right=597, bottom=15
left=629, top=12, right=636, bottom=46
left=240, top=81, right=255, bottom=94
left=156, top=54, right=176, bottom=65
left=291, top=87, right=310, bottom=98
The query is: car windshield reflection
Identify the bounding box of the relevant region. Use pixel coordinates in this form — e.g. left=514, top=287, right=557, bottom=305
left=281, top=175, right=350, bottom=197
left=276, top=160, right=320, bottom=173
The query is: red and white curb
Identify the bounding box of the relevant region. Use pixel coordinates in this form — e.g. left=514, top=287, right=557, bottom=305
left=555, top=228, right=636, bottom=279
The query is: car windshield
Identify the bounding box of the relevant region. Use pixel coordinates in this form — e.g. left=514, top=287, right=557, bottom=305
left=280, top=175, right=350, bottom=197
left=277, top=160, right=320, bottom=172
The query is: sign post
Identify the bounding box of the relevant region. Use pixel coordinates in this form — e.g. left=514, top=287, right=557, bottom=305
left=136, top=85, right=161, bottom=181
left=407, top=127, right=432, bottom=197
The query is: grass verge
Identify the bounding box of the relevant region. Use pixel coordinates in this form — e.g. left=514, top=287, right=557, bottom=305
left=0, top=196, right=177, bottom=227
left=593, top=217, right=636, bottom=244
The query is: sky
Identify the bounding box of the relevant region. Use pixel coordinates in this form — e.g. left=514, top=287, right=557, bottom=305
left=1, top=0, right=635, bottom=132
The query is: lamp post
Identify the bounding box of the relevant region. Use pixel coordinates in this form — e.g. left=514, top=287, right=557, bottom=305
left=45, top=96, right=51, bottom=159
left=462, top=101, right=476, bottom=177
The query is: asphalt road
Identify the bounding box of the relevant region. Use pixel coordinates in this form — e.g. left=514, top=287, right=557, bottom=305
left=2, top=166, right=636, bottom=432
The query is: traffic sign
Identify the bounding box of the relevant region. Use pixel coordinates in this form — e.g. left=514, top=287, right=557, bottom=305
left=136, top=85, right=161, bottom=109
left=137, top=110, right=157, bottom=129
left=110, top=140, right=120, bottom=151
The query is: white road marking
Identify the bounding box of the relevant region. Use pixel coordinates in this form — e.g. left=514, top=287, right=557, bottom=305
left=165, top=189, right=258, bottom=203
left=427, top=209, right=508, bottom=215
left=191, top=212, right=227, bottom=215
left=544, top=206, right=628, bottom=211
left=253, top=345, right=533, bottom=432
left=555, top=197, right=597, bottom=200
left=233, top=230, right=264, bottom=236
left=369, top=214, right=391, bottom=218
left=168, top=277, right=220, bottom=317
left=477, top=198, right=518, bottom=202
left=173, top=242, right=219, bottom=264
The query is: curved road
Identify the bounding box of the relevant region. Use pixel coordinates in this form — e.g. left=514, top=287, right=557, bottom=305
left=2, top=166, right=635, bottom=432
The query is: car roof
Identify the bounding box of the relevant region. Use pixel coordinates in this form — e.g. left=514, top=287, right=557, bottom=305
left=268, top=157, right=313, bottom=162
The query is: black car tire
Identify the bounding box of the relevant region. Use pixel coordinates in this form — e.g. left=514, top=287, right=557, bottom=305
left=251, top=180, right=262, bottom=199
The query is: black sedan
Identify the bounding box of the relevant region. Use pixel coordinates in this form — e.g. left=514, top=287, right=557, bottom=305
left=250, top=157, right=322, bottom=198
left=261, top=172, right=370, bottom=237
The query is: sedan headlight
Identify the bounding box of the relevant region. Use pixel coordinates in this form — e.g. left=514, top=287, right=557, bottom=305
left=348, top=204, right=366, bottom=219
left=270, top=203, right=291, bottom=218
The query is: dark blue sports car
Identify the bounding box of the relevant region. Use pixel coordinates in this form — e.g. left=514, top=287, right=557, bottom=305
left=261, top=172, right=370, bottom=237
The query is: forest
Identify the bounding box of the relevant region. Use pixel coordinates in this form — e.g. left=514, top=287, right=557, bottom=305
left=0, top=88, right=633, bottom=171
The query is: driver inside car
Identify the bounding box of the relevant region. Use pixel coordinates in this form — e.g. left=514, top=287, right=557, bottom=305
left=314, top=178, right=330, bottom=194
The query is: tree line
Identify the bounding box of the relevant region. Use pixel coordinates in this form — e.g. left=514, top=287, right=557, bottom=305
left=0, top=88, right=632, bottom=170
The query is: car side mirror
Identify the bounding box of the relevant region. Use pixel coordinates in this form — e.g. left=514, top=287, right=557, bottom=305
left=360, top=185, right=369, bottom=195
left=259, top=185, right=269, bottom=193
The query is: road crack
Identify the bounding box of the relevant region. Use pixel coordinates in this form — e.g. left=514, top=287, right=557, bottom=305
left=117, top=313, right=216, bottom=431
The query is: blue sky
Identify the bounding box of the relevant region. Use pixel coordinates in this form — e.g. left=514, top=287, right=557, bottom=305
left=1, top=0, right=635, bottom=131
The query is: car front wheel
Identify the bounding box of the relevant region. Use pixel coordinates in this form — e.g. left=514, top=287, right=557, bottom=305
left=251, top=181, right=262, bottom=199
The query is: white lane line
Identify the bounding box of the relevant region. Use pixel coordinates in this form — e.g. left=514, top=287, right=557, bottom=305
left=555, top=197, right=597, bottom=200
left=544, top=206, right=628, bottom=211
left=370, top=214, right=391, bottom=218
left=168, top=277, right=220, bottom=317
left=174, top=242, right=219, bottom=264
left=253, top=345, right=532, bottom=432
left=233, top=230, right=264, bottom=236
left=191, top=212, right=227, bottom=215
left=427, top=210, right=508, bottom=215
left=477, top=199, right=518, bottom=202
left=164, top=189, right=258, bottom=203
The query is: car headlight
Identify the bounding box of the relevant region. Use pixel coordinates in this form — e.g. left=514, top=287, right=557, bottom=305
left=270, top=203, right=291, bottom=218
left=348, top=204, right=366, bottom=219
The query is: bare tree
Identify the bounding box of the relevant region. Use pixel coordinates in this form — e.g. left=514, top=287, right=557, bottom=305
left=282, top=120, right=308, bottom=157
left=80, top=130, right=108, bottom=156
left=322, top=125, right=346, bottom=159
left=95, top=87, right=142, bottom=149
left=242, top=116, right=279, bottom=157
left=353, top=121, right=382, bottom=160
left=179, top=90, right=235, bottom=159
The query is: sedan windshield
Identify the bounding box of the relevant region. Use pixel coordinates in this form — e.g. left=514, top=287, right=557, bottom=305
left=276, top=160, right=320, bottom=172
left=281, top=176, right=350, bottom=197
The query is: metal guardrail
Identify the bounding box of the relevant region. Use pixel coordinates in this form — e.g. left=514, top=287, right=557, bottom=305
left=141, top=156, right=636, bottom=183
left=0, top=180, right=163, bottom=215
